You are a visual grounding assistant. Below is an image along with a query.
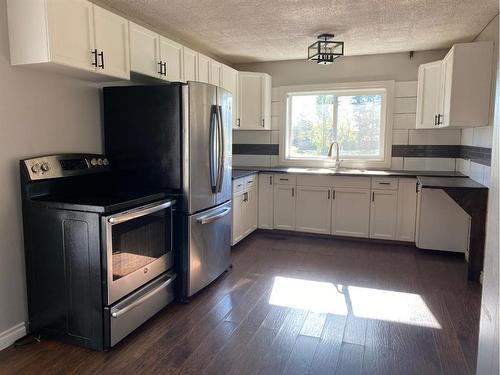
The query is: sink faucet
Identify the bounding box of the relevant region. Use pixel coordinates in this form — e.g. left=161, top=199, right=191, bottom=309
left=328, top=141, right=342, bottom=169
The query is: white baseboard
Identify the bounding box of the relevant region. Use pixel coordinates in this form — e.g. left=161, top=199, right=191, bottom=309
left=0, top=322, right=26, bottom=351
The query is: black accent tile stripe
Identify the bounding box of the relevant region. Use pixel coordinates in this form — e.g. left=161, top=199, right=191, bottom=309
left=233, top=144, right=279, bottom=155
left=392, top=145, right=461, bottom=158
left=460, top=145, right=492, bottom=166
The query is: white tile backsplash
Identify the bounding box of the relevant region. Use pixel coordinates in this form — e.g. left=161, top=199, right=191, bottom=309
left=408, top=129, right=461, bottom=145
left=272, top=88, right=280, bottom=101
left=393, top=113, right=417, bottom=129
left=395, top=81, right=418, bottom=97
left=392, top=130, right=409, bottom=145
left=456, top=158, right=471, bottom=176
left=403, top=158, right=456, bottom=171
left=271, top=102, right=280, bottom=117
left=271, top=155, right=280, bottom=167
left=271, top=116, right=280, bottom=130
left=394, top=97, right=417, bottom=114
left=233, top=155, right=271, bottom=167
left=470, top=162, right=485, bottom=184
left=473, top=126, right=494, bottom=147
left=233, top=130, right=271, bottom=144
left=461, top=128, right=474, bottom=146
left=271, top=130, right=279, bottom=143
left=483, top=166, right=491, bottom=187
left=391, top=157, right=404, bottom=170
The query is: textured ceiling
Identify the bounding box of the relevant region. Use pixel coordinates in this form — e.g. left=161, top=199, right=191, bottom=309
left=93, top=0, right=499, bottom=63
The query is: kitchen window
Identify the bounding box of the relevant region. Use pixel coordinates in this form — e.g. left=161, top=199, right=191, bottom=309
left=282, top=82, right=394, bottom=168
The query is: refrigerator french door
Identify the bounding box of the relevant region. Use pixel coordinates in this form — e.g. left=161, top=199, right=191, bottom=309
left=182, top=82, right=232, bottom=297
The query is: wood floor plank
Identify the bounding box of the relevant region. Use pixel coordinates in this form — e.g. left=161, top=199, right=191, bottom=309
left=0, top=232, right=480, bottom=375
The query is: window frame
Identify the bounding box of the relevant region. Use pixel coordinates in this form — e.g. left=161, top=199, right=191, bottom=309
left=279, top=81, right=395, bottom=169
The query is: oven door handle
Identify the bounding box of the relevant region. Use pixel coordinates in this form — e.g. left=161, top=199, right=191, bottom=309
left=196, top=207, right=231, bottom=225
left=107, top=200, right=174, bottom=225
left=111, top=274, right=177, bottom=318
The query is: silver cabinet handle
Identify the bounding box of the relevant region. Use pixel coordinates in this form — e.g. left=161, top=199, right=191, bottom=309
left=111, top=274, right=177, bottom=318
left=216, top=105, right=225, bottom=193
left=197, top=207, right=231, bottom=225
left=107, top=200, right=174, bottom=225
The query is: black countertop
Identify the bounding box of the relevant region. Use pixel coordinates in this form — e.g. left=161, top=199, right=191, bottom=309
left=232, top=170, right=259, bottom=180
left=232, top=166, right=467, bottom=178
left=417, top=176, right=488, bottom=189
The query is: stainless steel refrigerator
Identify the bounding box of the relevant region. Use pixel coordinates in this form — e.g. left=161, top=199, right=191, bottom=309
left=103, top=81, right=232, bottom=299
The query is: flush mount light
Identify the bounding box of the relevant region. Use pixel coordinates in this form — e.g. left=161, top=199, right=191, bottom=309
left=308, top=34, right=344, bottom=65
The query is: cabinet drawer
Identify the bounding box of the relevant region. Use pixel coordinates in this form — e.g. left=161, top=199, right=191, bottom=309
left=372, top=177, right=398, bottom=190
left=331, top=176, right=371, bottom=189
left=233, top=178, right=246, bottom=194
left=274, top=174, right=296, bottom=185
left=244, top=174, right=258, bottom=190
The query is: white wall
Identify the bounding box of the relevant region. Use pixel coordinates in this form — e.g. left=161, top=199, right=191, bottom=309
left=0, top=0, right=102, bottom=348
left=476, top=13, right=500, bottom=375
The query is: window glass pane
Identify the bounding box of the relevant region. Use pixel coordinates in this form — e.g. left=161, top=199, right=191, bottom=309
left=289, top=95, right=334, bottom=158
left=337, top=95, right=382, bottom=158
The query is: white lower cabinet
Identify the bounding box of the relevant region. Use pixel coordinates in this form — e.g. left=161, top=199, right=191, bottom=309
left=396, top=179, right=418, bottom=242
left=331, top=188, right=370, bottom=238
left=273, top=184, right=296, bottom=230
left=258, top=174, right=274, bottom=229
left=295, top=186, right=331, bottom=234
left=370, top=190, right=398, bottom=240
left=232, top=176, right=258, bottom=246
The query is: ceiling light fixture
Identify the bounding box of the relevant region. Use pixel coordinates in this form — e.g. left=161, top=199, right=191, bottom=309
left=308, top=34, right=344, bottom=65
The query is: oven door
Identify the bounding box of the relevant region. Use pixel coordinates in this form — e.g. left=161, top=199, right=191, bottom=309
left=103, top=199, right=174, bottom=304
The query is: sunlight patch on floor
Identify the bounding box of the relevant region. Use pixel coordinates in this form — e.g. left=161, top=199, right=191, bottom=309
left=268, top=276, right=441, bottom=329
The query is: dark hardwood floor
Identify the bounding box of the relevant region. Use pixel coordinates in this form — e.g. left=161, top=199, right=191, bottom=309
left=0, top=232, right=481, bottom=375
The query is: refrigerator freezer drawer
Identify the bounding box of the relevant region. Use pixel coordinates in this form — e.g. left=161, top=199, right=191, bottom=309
left=188, top=201, right=232, bottom=296
left=416, top=188, right=471, bottom=253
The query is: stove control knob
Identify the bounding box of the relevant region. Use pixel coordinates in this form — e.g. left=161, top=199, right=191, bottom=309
left=97, top=158, right=103, bottom=166
left=41, top=162, right=50, bottom=172
left=103, top=158, right=109, bottom=166
left=31, top=164, right=40, bottom=173
left=90, top=158, right=98, bottom=166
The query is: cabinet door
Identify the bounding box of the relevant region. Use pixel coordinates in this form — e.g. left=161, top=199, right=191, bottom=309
left=416, top=61, right=442, bottom=129
left=129, top=22, right=159, bottom=78
left=197, top=53, right=210, bottom=84
left=396, top=179, right=417, bottom=242
left=93, top=5, right=130, bottom=80
left=244, top=186, right=258, bottom=235
left=441, top=52, right=453, bottom=127
left=46, top=0, right=95, bottom=72
left=370, top=190, right=398, bottom=240
left=210, top=60, right=222, bottom=86
left=183, top=47, right=198, bottom=82
left=331, top=188, right=370, bottom=238
left=232, top=192, right=244, bottom=245
left=238, top=73, right=263, bottom=130
left=159, top=36, right=183, bottom=82
left=221, top=65, right=238, bottom=128
left=296, top=186, right=331, bottom=234
left=258, top=174, right=274, bottom=229
left=273, top=184, right=296, bottom=230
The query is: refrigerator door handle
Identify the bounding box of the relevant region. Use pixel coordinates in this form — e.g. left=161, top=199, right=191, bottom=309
left=209, top=105, right=218, bottom=193
left=216, top=105, right=225, bottom=193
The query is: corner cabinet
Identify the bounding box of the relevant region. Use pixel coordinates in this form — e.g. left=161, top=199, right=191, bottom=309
left=237, top=72, right=272, bottom=130
left=416, top=41, right=493, bottom=128
left=7, top=0, right=130, bottom=80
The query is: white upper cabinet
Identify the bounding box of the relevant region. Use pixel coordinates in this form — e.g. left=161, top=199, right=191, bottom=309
left=93, top=6, right=130, bottom=80
left=221, top=65, right=238, bottom=128
left=183, top=47, right=198, bottom=82
left=416, top=42, right=494, bottom=128
left=159, top=36, right=183, bottom=82
left=416, top=61, right=442, bottom=129
left=129, top=22, right=160, bottom=78
left=7, top=0, right=130, bottom=80
left=197, top=54, right=211, bottom=84
left=45, top=0, right=95, bottom=72
left=237, top=72, right=272, bottom=130
left=209, top=60, right=222, bottom=86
